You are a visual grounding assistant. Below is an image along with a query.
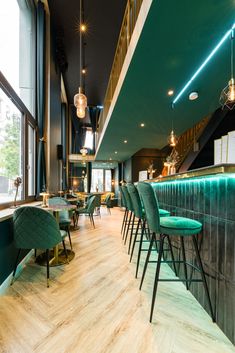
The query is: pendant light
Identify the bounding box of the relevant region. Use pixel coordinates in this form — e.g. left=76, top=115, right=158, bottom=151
left=74, top=0, right=87, bottom=118
left=220, top=30, right=235, bottom=110
left=167, top=117, right=178, bottom=147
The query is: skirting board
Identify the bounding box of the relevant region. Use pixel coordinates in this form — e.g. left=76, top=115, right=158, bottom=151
left=0, top=249, right=34, bottom=296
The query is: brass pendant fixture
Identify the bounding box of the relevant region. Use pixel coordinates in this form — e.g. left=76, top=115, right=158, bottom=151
left=220, top=30, right=235, bottom=110
left=168, top=129, right=178, bottom=147
left=74, top=0, right=87, bottom=118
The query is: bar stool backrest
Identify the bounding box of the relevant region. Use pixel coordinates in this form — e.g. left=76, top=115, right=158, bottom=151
left=122, top=185, right=133, bottom=211
left=86, top=195, right=97, bottom=213
left=119, top=186, right=127, bottom=208
left=13, top=206, right=62, bottom=249
left=137, top=182, right=160, bottom=233
left=127, top=183, right=143, bottom=219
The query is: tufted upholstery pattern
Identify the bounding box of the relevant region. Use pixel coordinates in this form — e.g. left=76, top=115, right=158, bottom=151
left=122, top=185, right=133, bottom=211
left=137, top=182, right=161, bottom=233
left=13, top=206, right=63, bottom=249
left=160, top=216, right=202, bottom=235
left=77, top=195, right=97, bottom=214
left=127, top=183, right=143, bottom=219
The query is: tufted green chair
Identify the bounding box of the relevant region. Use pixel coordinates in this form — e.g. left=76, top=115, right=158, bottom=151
left=121, top=185, right=135, bottom=246
left=101, top=193, right=112, bottom=214
left=48, top=197, right=73, bottom=250
left=127, top=183, right=172, bottom=277
left=12, top=206, right=68, bottom=287
left=137, top=182, right=215, bottom=323
left=76, top=195, right=97, bottom=228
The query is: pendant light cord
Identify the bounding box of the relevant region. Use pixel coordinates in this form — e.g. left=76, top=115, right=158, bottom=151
left=231, top=29, right=234, bottom=78
left=79, top=0, right=82, bottom=90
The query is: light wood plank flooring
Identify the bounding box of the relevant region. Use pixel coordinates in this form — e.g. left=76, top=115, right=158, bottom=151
left=0, top=208, right=235, bottom=353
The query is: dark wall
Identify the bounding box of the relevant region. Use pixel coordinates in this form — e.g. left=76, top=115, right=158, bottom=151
left=0, top=219, right=29, bottom=285
left=49, top=29, right=62, bottom=193
left=184, top=109, right=235, bottom=171
left=123, top=148, right=167, bottom=182
left=123, top=158, right=132, bottom=182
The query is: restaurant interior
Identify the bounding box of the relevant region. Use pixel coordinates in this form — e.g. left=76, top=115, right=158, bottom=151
left=0, top=0, right=235, bottom=352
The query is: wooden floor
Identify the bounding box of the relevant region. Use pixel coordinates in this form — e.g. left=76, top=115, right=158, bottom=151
left=0, top=208, right=235, bottom=353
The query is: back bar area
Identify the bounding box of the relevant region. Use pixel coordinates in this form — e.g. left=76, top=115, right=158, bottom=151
left=151, top=164, right=235, bottom=343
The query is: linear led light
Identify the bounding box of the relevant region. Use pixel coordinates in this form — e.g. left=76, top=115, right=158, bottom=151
left=173, top=23, right=235, bottom=105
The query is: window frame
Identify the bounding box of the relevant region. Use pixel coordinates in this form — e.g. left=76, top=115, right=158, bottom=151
left=0, top=71, right=37, bottom=210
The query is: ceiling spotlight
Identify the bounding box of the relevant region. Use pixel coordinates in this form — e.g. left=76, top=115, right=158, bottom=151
left=115, top=151, right=118, bottom=154
left=140, top=123, right=145, bottom=127
left=109, top=158, right=112, bottom=160
left=189, top=91, right=199, bottom=100
left=80, top=24, right=86, bottom=32
left=168, top=89, right=174, bottom=96
left=124, top=140, right=127, bottom=143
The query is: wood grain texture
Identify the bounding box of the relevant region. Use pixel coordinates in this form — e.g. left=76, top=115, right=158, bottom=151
left=0, top=208, right=234, bottom=353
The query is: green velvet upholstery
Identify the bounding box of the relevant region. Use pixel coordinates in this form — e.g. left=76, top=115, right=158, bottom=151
left=160, top=217, right=202, bottom=236
left=137, top=182, right=202, bottom=236
left=120, top=186, right=127, bottom=208
left=122, top=185, right=133, bottom=211
left=77, top=195, right=96, bottom=215
left=13, top=206, right=63, bottom=249
left=127, top=183, right=143, bottom=219
left=137, top=182, right=161, bottom=233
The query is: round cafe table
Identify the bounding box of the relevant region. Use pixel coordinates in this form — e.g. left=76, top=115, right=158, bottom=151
left=36, top=204, right=77, bottom=267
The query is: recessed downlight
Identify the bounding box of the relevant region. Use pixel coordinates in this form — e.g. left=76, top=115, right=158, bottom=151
left=168, top=89, right=174, bottom=96
left=124, top=140, right=127, bottom=143
left=115, top=151, right=118, bottom=154
left=189, top=91, right=199, bottom=100
left=140, top=123, right=145, bottom=127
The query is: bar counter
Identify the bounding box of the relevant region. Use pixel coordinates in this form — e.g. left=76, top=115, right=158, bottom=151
left=150, top=164, right=235, bottom=344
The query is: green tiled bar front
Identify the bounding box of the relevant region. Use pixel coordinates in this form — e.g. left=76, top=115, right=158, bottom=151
left=151, top=168, right=235, bottom=344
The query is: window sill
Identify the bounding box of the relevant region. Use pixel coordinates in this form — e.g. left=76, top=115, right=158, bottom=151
left=0, top=201, right=41, bottom=223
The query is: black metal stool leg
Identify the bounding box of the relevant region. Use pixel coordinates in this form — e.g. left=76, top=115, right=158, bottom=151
left=180, top=237, right=189, bottom=289
left=123, top=210, right=129, bottom=239
left=67, top=227, right=72, bottom=250
left=150, top=234, right=166, bottom=322
left=130, top=218, right=140, bottom=263
left=166, top=235, right=177, bottom=276
left=135, top=219, right=146, bottom=278
left=128, top=215, right=135, bottom=254
left=124, top=212, right=132, bottom=245
left=139, top=231, right=155, bottom=289
left=121, top=209, right=127, bottom=234
left=192, top=235, right=215, bottom=322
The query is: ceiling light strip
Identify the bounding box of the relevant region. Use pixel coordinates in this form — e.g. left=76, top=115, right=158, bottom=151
left=173, top=23, right=235, bottom=105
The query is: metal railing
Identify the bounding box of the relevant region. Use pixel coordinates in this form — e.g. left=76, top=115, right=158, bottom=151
left=97, top=0, right=144, bottom=144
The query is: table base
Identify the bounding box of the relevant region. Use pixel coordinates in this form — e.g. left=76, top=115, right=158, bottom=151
left=36, top=249, right=75, bottom=267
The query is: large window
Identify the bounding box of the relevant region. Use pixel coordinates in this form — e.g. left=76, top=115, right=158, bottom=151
left=0, top=89, right=23, bottom=203
left=0, top=0, right=36, bottom=207
left=91, top=169, right=112, bottom=192
left=0, top=0, right=35, bottom=115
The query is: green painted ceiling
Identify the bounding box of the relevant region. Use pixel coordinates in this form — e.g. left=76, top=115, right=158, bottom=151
left=96, top=0, right=235, bottom=162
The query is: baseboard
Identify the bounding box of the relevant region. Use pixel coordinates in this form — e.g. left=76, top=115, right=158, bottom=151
left=0, top=249, right=34, bottom=296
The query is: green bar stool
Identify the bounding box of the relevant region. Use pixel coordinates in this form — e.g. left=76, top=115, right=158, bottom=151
left=119, top=186, right=129, bottom=237
left=137, top=182, right=215, bottom=323
left=127, top=183, right=172, bottom=278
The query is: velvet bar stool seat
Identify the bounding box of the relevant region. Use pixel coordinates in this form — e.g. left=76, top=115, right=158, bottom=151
left=101, top=193, right=112, bottom=214
left=137, top=182, right=215, bottom=323
left=12, top=206, right=68, bottom=287
left=127, top=183, right=171, bottom=278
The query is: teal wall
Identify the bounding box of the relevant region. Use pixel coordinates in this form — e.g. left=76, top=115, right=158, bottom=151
left=0, top=218, right=29, bottom=285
